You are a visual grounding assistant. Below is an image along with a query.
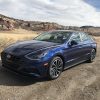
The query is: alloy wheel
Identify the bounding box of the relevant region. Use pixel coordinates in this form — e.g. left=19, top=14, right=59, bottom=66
left=49, top=57, right=63, bottom=79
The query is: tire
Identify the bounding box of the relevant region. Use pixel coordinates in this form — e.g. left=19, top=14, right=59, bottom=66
left=48, top=56, right=63, bottom=80
left=88, top=49, right=96, bottom=63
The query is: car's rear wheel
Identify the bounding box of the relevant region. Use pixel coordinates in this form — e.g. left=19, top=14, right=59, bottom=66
left=88, top=49, right=96, bottom=63
left=48, top=56, right=63, bottom=80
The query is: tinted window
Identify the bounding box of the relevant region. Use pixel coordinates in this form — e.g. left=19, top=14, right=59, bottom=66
left=70, top=33, right=81, bottom=43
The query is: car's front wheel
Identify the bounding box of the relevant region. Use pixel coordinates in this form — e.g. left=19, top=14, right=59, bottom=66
left=48, top=56, right=63, bottom=80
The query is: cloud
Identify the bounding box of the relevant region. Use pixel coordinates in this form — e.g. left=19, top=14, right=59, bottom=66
left=0, top=0, right=100, bottom=26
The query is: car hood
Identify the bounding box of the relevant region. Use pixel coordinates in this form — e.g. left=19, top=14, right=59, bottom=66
left=4, top=40, right=60, bottom=56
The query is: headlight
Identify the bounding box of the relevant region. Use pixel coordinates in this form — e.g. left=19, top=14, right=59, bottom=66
left=25, top=51, right=48, bottom=60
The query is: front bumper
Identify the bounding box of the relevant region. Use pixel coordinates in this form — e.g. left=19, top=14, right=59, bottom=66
left=1, top=52, right=49, bottom=77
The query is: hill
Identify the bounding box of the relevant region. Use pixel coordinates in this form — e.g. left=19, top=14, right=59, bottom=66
left=0, top=14, right=64, bottom=31
left=0, top=14, right=100, bottom=36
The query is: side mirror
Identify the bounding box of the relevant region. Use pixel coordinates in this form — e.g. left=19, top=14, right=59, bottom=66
left=68, top=40, right=78, bottom=46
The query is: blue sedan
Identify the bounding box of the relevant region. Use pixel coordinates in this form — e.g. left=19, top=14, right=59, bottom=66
left=1, top=30, right=97, bottom=79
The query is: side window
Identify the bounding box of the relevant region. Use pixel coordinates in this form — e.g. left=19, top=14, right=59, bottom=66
left=70, top=33, right=81, bottom=43
left=80, top=32, right=89, bottom=41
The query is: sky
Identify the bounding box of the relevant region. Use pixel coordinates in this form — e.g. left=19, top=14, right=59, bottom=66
left=0, top=0, right=100, bottom=26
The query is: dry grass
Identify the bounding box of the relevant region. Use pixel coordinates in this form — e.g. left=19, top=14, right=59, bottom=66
left=0, top=29, right=38, bottom=53
left=94, top=36, right=100, bottom=43
left=0, top=29, right=38, bottom=40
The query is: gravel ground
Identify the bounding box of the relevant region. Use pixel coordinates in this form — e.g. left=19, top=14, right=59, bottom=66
left=0, top=45, right=100, bottom=100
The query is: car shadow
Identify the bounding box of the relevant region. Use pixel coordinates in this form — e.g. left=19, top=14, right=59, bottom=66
left=0, top=61, right=50, bottom=86
left=0, top=60, right=88, bottom=86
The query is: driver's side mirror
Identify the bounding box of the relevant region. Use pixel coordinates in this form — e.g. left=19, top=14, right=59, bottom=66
left=68, top=40, right=78, bottom=46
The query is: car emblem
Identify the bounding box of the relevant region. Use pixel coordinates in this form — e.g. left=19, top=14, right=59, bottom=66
left=7, top=54, right=11, bottom=59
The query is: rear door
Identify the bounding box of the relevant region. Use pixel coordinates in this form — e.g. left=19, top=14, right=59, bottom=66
left=79, top=32, right=92, bottom=59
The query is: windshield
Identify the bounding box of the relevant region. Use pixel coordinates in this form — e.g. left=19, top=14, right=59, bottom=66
left=34, top=31, right=72, bottom=43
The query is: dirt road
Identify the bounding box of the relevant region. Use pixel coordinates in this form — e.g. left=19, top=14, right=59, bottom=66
left=0, top=46, right=100, bottom=100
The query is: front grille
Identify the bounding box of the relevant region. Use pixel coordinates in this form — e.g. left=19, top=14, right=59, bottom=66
left=1, top=52, right=21, bottom=69
left=1, top=52, right=21, bottom=62
left=10, top=55, right=20, bottom=62
left=1, top=52, right=40, bottom=76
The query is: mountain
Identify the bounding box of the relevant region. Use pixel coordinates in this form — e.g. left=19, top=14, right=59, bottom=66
left=0, top=14, right=65, bottom=31
left=0, top=14, right=100, bottom=36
